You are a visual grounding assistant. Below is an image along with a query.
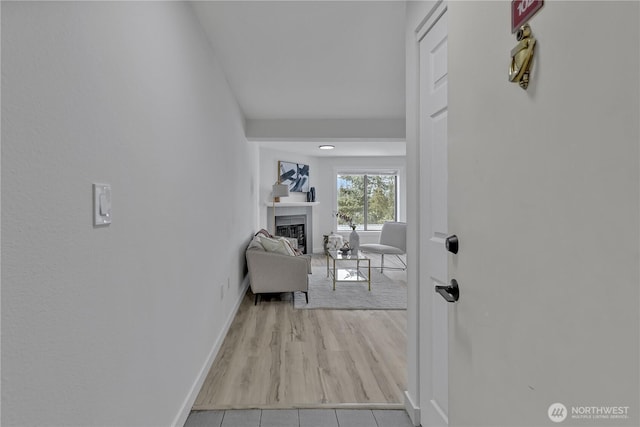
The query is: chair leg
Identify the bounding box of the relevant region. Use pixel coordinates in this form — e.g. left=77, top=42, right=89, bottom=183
left=305, top=291, right=309, bottom=304
left=381, top=254, right=385, bottom=273
left=254, top=294, right=259, bottom=305
left=396, top=254, right=407, bottom=270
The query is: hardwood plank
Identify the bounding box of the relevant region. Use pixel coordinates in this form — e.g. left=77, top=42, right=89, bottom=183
left=193, top=255, right=407, bottom=410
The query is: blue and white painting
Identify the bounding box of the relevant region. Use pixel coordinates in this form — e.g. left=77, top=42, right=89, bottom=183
left=279, top=161, right=310, bottom=192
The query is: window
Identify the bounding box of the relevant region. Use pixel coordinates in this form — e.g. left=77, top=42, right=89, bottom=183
left=337, top=173, right=397, bottom=231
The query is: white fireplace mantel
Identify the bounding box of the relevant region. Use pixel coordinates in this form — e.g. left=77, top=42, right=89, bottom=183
left=264, top=201, right=320, bottom=207
left=266, top=202, right=319, bottom=253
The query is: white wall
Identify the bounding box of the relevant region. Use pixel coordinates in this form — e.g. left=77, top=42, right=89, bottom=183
left=258, top=147, right=319, bottom=205
left=257, top=147, right=319, bottom=246
left=246, top=118, right=405, bottom=140
left=1, top=2, right=256, bottom=426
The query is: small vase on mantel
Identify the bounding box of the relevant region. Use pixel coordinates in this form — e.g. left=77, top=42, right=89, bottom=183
left=349, top=225, right=360, bottom=255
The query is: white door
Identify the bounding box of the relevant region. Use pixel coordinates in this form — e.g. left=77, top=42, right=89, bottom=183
left=445, top=1, right=639, bottom=426
left=418, top=8, right=449, bottom=427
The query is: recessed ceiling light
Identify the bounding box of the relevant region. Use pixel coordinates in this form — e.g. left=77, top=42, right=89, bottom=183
left=319, top=145, right=335, bottom=150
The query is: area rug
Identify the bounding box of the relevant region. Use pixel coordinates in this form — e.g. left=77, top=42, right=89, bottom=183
left=294, top=266, right=407, bottom=310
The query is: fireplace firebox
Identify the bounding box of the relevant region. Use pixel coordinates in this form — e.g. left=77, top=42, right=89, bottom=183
left=275, top=215, right=307, bottom=254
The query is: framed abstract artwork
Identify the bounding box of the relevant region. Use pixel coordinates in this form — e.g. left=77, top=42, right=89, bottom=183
left=278, top=161, right=310, bottom=192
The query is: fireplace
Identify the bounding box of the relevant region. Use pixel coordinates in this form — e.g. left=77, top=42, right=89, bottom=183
left=275, top=215, right=307, bottom=254
left=267, top=202, right=316, bottom=254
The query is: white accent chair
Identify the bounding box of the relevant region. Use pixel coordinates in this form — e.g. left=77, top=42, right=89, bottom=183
left=359, top=222, right=407, bottom=272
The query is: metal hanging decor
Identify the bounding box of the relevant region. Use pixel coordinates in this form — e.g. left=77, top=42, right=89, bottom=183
left=509, top=24, right=536, bottom=90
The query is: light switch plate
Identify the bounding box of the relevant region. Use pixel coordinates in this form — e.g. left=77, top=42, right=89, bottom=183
left=93, top=183, right=112, bottom=226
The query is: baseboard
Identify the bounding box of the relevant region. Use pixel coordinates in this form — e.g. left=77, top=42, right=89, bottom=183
left=404, top=390, right=421, bottom=427
left=172, top=274, right=250, bottom=427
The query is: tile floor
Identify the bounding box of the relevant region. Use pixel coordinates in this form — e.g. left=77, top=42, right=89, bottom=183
left=184, top=409, right=415, bottom=427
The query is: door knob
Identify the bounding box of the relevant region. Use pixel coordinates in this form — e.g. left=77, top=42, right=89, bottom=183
left=435, top=279, right=460, bottom=303
left=445, top=235, right=459, bottom=254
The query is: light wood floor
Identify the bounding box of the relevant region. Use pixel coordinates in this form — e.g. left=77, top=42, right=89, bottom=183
left=193, top=254, right=407, bottom=410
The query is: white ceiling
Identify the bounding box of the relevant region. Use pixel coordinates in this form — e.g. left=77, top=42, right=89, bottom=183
left=191, top=1, right=406, bottom=157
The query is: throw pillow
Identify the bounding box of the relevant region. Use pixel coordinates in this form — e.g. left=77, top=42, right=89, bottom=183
left=247, top=235, right=264, bottom=250
left=277, top=237, right=299, bottom=256
left=261, top=236, right=295, bottom=256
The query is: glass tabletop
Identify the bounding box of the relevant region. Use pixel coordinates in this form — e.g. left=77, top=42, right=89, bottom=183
left=327, top=249, right=369, bottom=261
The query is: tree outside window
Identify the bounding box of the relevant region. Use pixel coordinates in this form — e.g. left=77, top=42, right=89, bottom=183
left=337, top=174, right=397, bottom=231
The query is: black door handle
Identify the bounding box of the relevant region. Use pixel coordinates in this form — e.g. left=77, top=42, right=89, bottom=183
left=435, top=279, right=460, bottom=302
left=445, top=235, right=459, bottom=254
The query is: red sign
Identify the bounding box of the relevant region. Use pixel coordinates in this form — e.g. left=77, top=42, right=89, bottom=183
left=512, top=0, right=544, bottom=33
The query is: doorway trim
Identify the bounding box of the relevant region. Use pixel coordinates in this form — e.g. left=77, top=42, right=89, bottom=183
left=405, top=1, right=448, bottom=426
left=417, top=0, right=447, bottom=42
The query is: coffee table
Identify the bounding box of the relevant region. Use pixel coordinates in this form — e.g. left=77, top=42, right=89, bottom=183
left=326, top=250, right=371, bottom=291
